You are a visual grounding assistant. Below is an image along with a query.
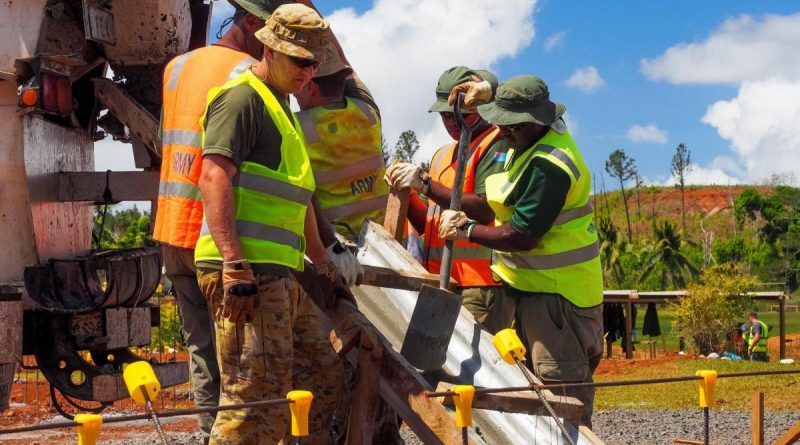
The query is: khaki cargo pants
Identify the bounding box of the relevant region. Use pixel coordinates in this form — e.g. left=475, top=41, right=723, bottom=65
left=459, top=286, right=499, bottom=333
left=486, top=285, right=603, bottom=427
left=198, top=269, right=343, bottom=445
left=162, top=245, right=219, bottom=438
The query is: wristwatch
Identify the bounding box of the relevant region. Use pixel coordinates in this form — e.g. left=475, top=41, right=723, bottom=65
left=223, top=259, right=251, bottom=271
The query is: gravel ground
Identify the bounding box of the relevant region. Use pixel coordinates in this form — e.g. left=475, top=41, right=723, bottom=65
left=593, top=409, right=800, bottom=445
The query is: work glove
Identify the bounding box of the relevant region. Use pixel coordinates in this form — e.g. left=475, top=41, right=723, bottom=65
left=384, top=161, right=430, bottom=194
left=448, top=76, right=493, bottom=110
left=221, top=261, right=260, bottom=324
left=326, top=240, right=363, bottom=287
left=438, top=210, right=476, bottom=242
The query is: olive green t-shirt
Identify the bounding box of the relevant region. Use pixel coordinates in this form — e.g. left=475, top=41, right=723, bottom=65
left=473, top=136, right=510, bottom=195
left=202, top=81, right=290, bottom=169
left=504, top=151, right=571, bottom=238
left=199, top=79, right=296, bottom=276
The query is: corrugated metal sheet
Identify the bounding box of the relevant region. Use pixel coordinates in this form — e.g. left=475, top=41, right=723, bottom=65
left=355, top=222, right=602, bottom=445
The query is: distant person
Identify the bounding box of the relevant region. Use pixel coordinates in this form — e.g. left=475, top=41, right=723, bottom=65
left=747, top=312, right=769, bottom=362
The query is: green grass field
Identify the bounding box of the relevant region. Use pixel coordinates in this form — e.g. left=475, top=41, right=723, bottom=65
left=595, top=359, right=800, bottom=411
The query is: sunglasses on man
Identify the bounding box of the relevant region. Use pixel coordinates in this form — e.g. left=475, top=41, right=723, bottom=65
left=288, top=55, right=321, bottom=70
left=499, top=122, right=527, bottom=132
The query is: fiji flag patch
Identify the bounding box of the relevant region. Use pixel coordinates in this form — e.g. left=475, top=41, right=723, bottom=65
left=493, top=151, right=507, bottom=162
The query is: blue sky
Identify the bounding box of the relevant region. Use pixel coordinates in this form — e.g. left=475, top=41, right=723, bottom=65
left=100, top=0, right=799, bottom=194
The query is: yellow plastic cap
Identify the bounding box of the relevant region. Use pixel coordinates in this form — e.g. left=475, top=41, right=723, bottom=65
left=493, top=329, right=526, bottom=365
left=287, top=390, right=314, bottom=437
left=452, top=385, right=475, bottom=428
left=75, top=413, right=103, bottom=445
left=123, top=361, right=162, bottom=406
left=696, top=370, right=717, bottom=408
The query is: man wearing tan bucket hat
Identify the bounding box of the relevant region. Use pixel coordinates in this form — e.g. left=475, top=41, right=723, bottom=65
left=194, top=4, right=343, bottom=443
left=438, top=75, right=604, bottom=426
left=153, top=0, right=291, bottom=439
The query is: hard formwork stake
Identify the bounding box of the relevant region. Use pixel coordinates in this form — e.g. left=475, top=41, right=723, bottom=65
left=492, top=328, right=576, bottom=445
left=696, top=370, right=716, bottom=445
left=123, top=361, right=168, bottom=445
left=74, top=413, right=103, bottom=445
left=287, top=390, right=314, bottom=438
left=451, top=385, right=475, bottom=445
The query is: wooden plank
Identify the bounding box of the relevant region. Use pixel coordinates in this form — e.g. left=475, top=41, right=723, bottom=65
left=93, top=78, right=160, bottom=161
left=383, top=188, right=410, bottom=242
left=58, top=171, right=159, bottom=202
left=752, top=391, right=764, bottom=445
left=295, top=267, right=473, bottom=445
left=780, top=298, right=787, bottom=360
left=774, top=421, right=800, bottom=445
left=329, top=316, right=362, bottom=358
left=23, top=116, right=93, bottom=261
left=359, top=265, right=456, bottom=291
left=625, top=302, right=634, bottom=359
left=345, top=323, right=383, bottom=445
left=434, top=382, right=583, bottom=420
left=672, top=439, right=725, bottom=445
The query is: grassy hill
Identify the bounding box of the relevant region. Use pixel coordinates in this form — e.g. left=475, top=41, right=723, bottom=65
left=593, top=185, right=771, bottom=243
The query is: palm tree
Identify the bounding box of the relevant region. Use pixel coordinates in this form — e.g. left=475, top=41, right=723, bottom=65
left=598, top=217, right=627, bottom=287
left=639, top=220, right=699, bottom=289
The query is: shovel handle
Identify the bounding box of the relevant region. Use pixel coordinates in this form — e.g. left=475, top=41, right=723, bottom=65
left=439, top=93, right=477, bottom=289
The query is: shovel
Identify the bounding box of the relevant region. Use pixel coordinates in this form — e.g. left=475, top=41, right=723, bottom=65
left=401, top=92, right=481, bottom=371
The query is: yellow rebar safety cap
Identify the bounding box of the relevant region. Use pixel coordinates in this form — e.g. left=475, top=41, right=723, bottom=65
left=287, top=390, right=314, bottom=437
left=696, top=370, right=717, bottom=408
left=493, top=328, right=526, bottom=365
left=452, top=385, right=475, bottom=428
left=75, top=413, right=103, bottom=445
left=123, top=361, right=162, bottom=406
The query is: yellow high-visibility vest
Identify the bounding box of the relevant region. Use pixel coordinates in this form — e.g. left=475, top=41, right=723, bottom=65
left=484, top=121, right=603, bottom=307
left=295, top=97, right=387, bottom=237
left=749, top=320, right=769, bottom=353
left=195, top=70, right=314, bottom=271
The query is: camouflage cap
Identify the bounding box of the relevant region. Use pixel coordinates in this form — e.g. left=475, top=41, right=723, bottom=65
left=314, top=41, right=352, bottom=78
left=230, top=0, right=292, bottom=20
left=429, top=66, right=497, bottom=113
left=478, top=75, right=566, bottom=126
left=255, top=4, right=330, bottom=61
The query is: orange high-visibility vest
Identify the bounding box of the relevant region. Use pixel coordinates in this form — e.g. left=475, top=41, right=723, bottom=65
left=152, top=46, right=256, bottom=248
left=422, top=126, right=503, bottom=287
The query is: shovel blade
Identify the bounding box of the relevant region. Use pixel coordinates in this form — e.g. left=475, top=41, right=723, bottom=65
left=400, top=284, right=463, bottom=371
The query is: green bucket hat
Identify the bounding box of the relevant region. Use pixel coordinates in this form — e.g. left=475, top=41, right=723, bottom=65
left=428, top=66, right=496, bottom=113
left=478, top=75, right=566, bottom=126
left=231, top=0, right=293, bottom=20
left=254, top=3, right=330, bottom=61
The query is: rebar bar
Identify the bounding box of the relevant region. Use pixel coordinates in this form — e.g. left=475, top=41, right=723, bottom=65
left=513, top=358, right=576, bottom=445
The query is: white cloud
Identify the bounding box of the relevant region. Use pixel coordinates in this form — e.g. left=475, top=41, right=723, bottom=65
left=641, top=13, right=800, bottom=85
left=543, top=31, right=566, bottom=52
left=328, top=0, right=537, bottom=162
left=562, top=111, right=578, bottom=135
left=663, top=163, right=742, bottom=186
left=701, top=77, right=800, bottom=182
left=626, top=124, right=668, bottom=144
left=94, top=137, right=137, bottom=172
left=645, top=13, right=800, bottom=183
left=565, top=66, right=604, bottom=93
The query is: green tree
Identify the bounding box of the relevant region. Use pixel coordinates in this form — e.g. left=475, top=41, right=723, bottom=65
left=671, top=143, right=692, bottom=231
left=605, top=149, right=636, bottom=242
left=93, top=206, right=155, bottom=249
left=639, top=220, right=698, bottom=289
left=671, top=263, right=755, bottom=355
left=598, top=217, right=627, bottom=287
left=393, top=130, right=420, bottom=163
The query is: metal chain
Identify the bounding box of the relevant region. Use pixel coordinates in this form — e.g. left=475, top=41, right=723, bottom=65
left=513, top=357, right=576, bottom=445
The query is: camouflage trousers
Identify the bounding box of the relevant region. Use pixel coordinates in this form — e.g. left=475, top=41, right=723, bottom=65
left=197, top=269, right=344, bottom=445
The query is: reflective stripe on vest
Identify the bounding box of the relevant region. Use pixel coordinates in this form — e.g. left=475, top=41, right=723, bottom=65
left=194, top=70, right=314, bottom=270
left=154, top=46, right=257, bottom=249
left=296, top=97, right=387, bottom=238
left=494, top=242, right=600, bottom=270
left=485, top=122, right=603, bottom=307
left=200, top=219, right=302, bottom=250
left=423, top=126, right=503, bottom=287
